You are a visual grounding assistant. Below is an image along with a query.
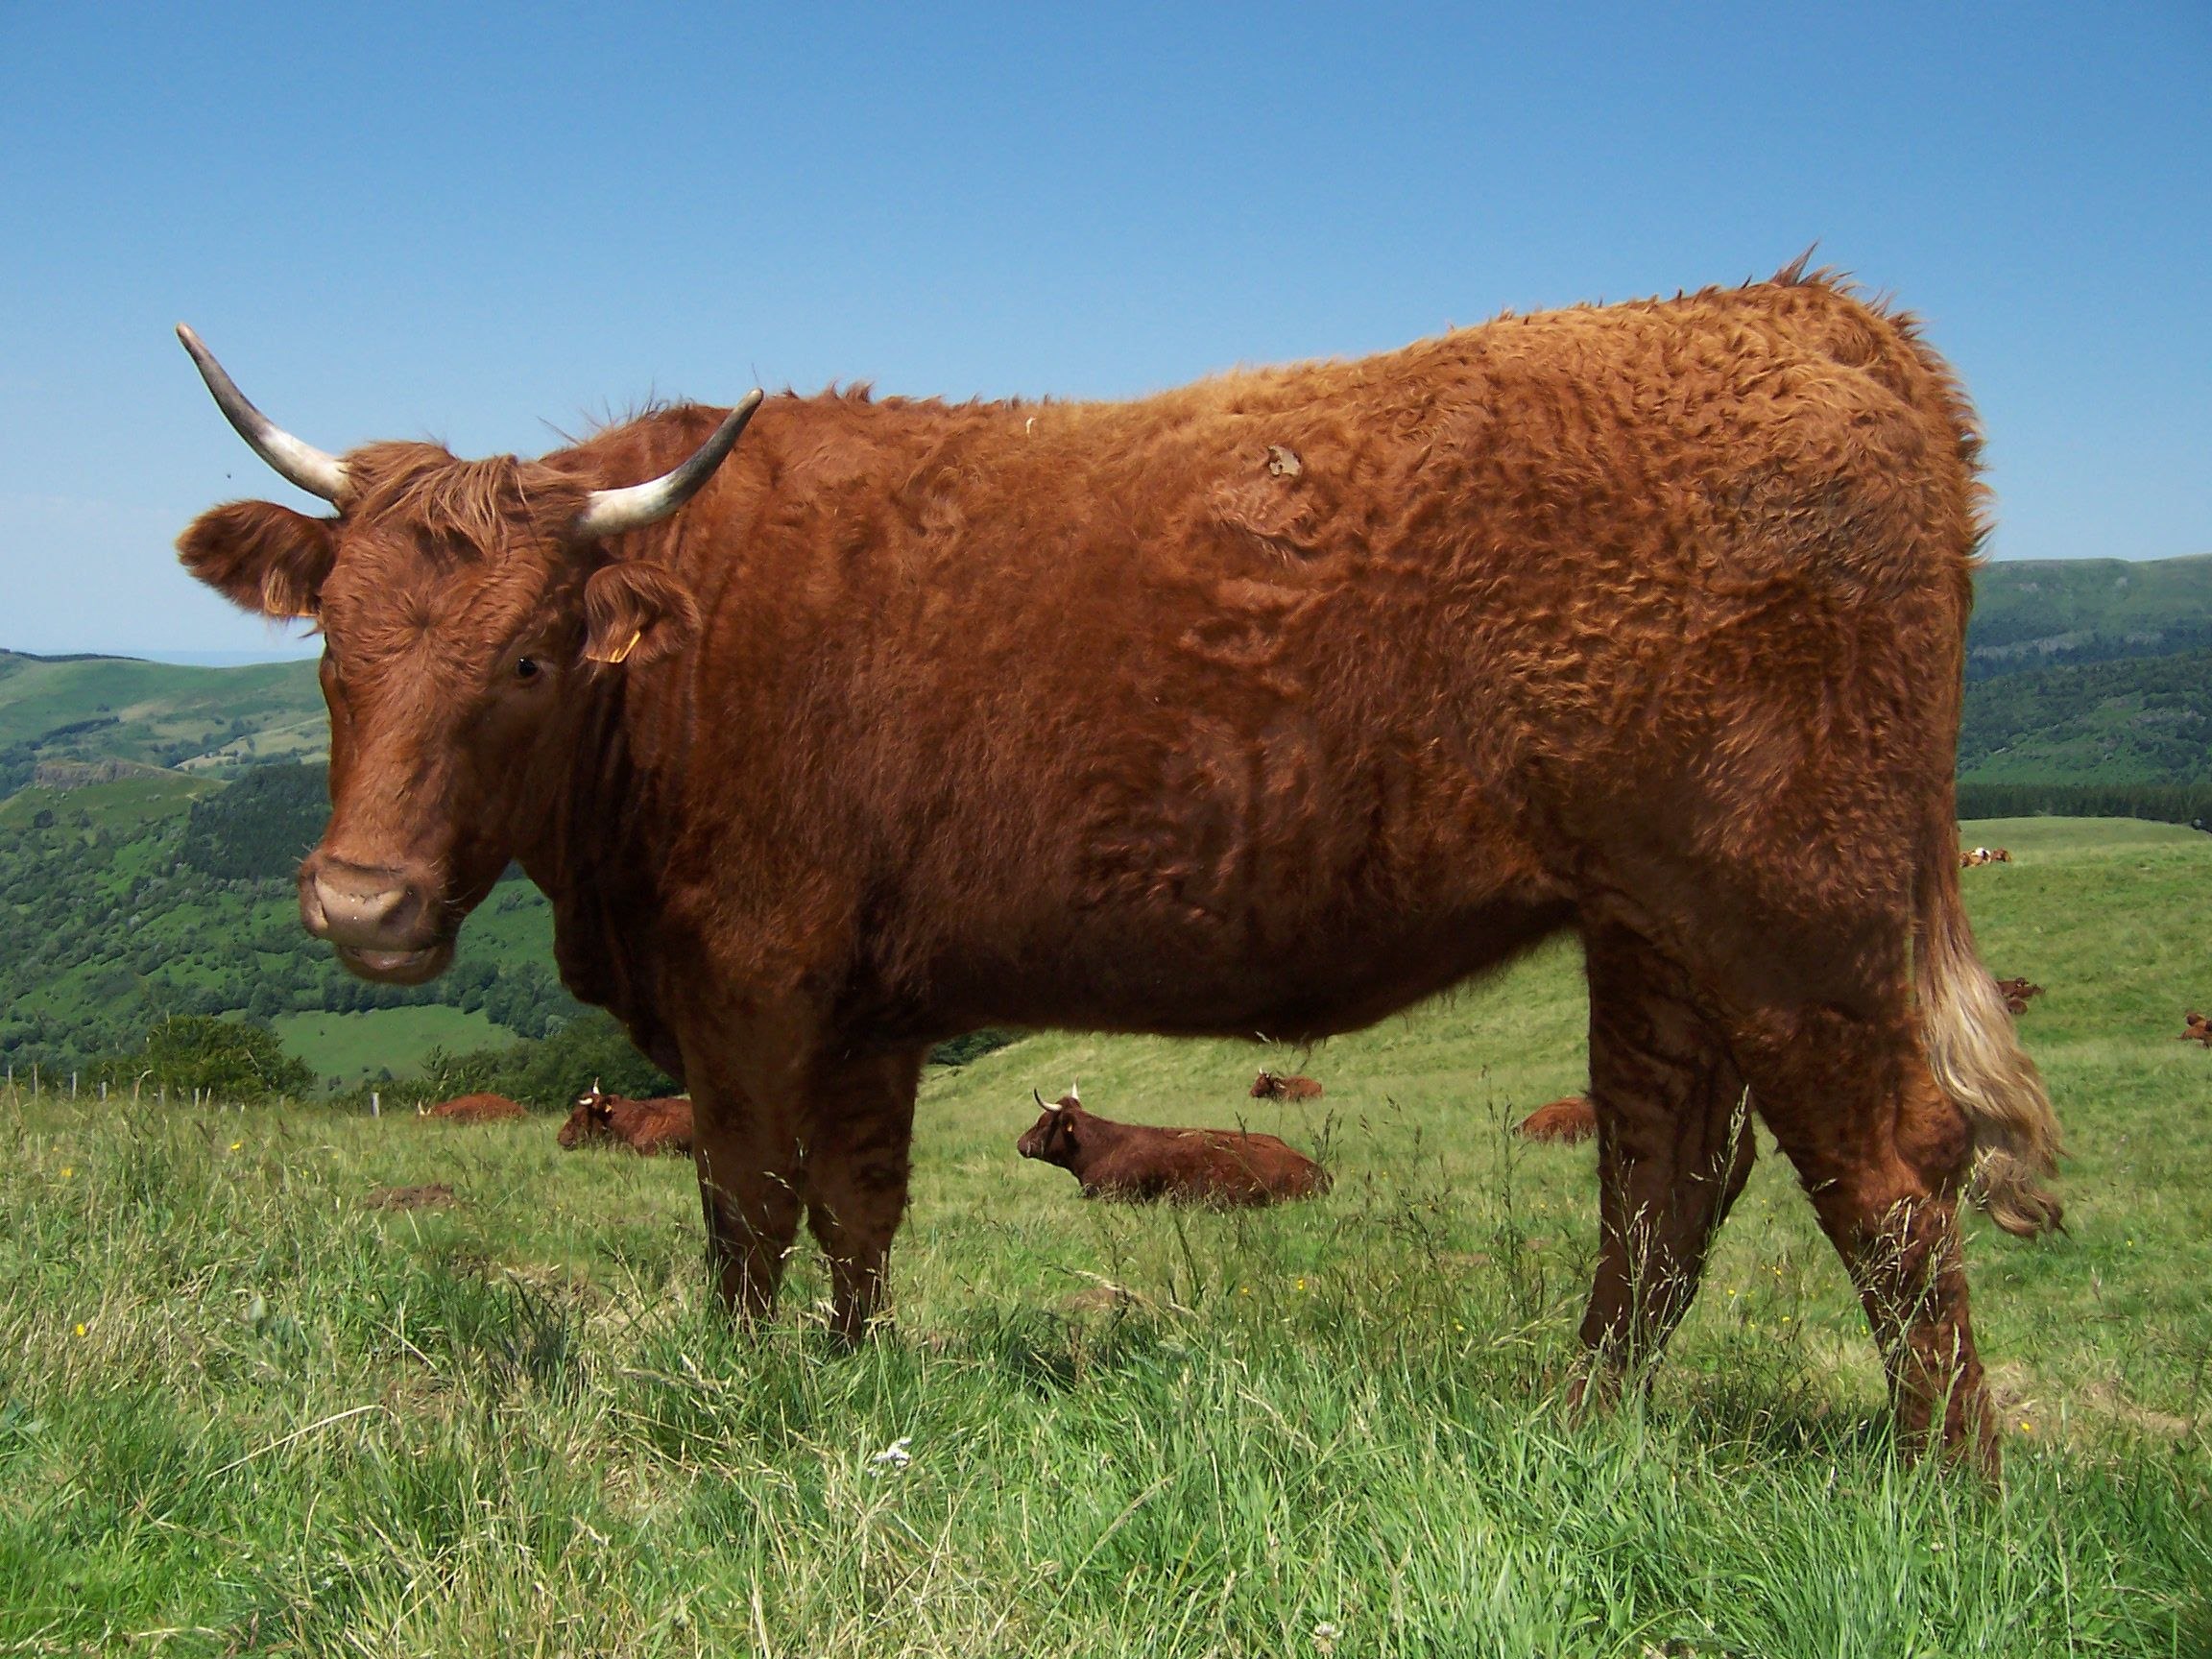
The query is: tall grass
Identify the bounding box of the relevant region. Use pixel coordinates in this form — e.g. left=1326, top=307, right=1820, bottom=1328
left=2, top=818, right=2208, bottom=1654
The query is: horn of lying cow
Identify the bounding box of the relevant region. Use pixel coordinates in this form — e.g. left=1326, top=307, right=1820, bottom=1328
left=1034, top=1089, right=1059, bottom=1114
left=573, top=389, right=766, bottom=539
left=176, top=325, right=350, bottom=503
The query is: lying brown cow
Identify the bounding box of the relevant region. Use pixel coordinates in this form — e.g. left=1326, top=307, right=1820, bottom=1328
left=1017, top=1090, right=1330, bottom=1206
left=1960, top=846, right=2013, bottom=868
left=1516, top=1095, right=1599, bottom=1143
left=2179, top=1012, right=2212, bottom=1047
left=1250, top=1069, right=1324, bottom=1101
left=420, top=1092, right=524, bottom=1123
left=557, top=1082, right=695, bottom=1153
left=177, top=262, right=2064, bottom=1466
left=1994, top=976, right=2044, bottom=1017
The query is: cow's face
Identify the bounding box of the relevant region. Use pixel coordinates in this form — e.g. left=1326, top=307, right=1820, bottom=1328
left=1016, top=1094, right=1085, bottom=1166
left=556, top=1090, right=616, bottom=1149
left=173, top=328, right=758, bottom=984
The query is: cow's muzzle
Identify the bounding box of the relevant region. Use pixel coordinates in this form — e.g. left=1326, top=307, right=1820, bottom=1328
left=300, top=854, right=453, bottom=984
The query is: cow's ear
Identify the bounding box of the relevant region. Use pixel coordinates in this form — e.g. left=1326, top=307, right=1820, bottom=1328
left=582, top=561, right=701, bottom=667
left=178, top=500, right=336, bottom=618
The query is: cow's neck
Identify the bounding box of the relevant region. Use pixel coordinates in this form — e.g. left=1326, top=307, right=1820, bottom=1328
left=511, top=672, right=686, bottom=1074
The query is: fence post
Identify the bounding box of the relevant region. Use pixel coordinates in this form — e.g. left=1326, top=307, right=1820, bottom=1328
left=71, top=1072, right=78, bottom=1098
left=372, top=1091, right=381, bottom=1118
left=31, top=1063, right=37, bottom=1098
left=101, top=1080, right=108, bottom=1102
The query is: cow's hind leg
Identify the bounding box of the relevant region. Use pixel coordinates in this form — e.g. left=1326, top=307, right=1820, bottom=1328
left=800, top=1050, right=924, bottom=1345
left=1574, top=926, right=1756, bottom=1405
left=1724, top=998, right=1994, bottom=1472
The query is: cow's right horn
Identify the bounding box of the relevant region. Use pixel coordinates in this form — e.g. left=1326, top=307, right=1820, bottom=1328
left=176, top=325, right=349, bottom=503
left=1035, top=1089, right=1059, bottom=1113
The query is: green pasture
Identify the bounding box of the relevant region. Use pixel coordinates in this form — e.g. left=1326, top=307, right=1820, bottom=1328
left=1, top=818, right=2207, bottom=1654
left=274, top=1006, right=526, bottom=1090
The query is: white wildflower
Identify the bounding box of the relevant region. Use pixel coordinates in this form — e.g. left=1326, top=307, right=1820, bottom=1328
left=868, top=1435, right=913, bottom=1475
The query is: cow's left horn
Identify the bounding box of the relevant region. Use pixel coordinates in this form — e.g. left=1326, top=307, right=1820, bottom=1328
left=1035, top=1089, right=1059, bottom=1113
left=574, top=390, right=766, bottom=540
left=176, top=325, right=349, bottom=503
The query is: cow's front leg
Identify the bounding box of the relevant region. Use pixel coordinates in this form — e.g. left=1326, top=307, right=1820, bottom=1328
left=690, top=1076, right=804, bottom=1321
left=800, top=1049, right=925, bottom=1345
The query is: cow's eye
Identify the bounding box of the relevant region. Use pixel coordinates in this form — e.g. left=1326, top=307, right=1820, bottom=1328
left=514, top=656, right=541, bottom=682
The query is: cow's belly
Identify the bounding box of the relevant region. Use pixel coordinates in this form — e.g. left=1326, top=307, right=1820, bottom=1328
left=917, top=883, right=1573, bottom=1045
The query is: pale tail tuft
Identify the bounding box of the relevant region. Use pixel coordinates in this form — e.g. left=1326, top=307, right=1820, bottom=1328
left=1917, top=856, right=2066, bottom=1236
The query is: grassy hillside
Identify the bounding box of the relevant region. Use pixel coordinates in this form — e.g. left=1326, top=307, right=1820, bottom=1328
left=275, top=1006, right=528, bottom=1090
left=2, top=816, right=2205, bottom=1653
left=1967, top=553, right=2212, bottom=674
left=1960, top=647, right=2212, bottom=787
left=0, top=649, right=324, bottom=794
left=0, top=764, right=578, bottom=1080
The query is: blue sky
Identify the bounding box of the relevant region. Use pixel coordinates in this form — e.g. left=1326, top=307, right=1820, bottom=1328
left=1, top=3, right=2204, bottom=659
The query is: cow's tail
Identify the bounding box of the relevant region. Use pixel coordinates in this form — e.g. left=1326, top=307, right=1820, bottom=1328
left=1914, top=806, right=2065, bottom=1236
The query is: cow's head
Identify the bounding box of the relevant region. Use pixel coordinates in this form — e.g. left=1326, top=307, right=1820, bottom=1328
left=1249, top=1070, right=1281, bottom=1099
left=556, top=1082, right=616, bottom=1150
left=174, top=328, right=761, bottom=984
left=1016, top=1088, right=1087, bottom=1166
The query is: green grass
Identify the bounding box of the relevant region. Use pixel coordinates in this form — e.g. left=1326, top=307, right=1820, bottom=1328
left=273, top=1006, right=526, bottom=1089
left=1, top=819, right=2207, bottom=1654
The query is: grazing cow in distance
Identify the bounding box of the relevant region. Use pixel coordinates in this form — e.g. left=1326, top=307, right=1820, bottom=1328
left=1516, top=1095, right=1599, bottom=1144
left=420, top=1092, right=525, bottom=1123
left=2179, top=1012, right=2212, bottom=1048
left=176, top=261, right=2065, bottom=1467
left=1017, top=1090, right=1330, bottom=1206
left=1250, top=1069, right=1324, bottom=1101
left=1993, top=976, right=2044, bottom=1017
left=557, top=1081, right=695, bottom=1153
left=1960, top=846, right=2013, bottom=868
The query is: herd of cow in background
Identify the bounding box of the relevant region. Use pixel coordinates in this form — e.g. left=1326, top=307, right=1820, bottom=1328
left=408, top=848, right=2198, bottom=1202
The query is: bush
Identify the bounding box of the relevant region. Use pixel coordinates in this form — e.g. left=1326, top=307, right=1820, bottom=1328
left=90, top=1014, right=314, bottom=1101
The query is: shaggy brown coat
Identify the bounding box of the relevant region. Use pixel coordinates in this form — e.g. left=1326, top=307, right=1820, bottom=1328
left=1017, top=1094, right=1331, bottom=1205
left=1517, top=1095, right=1599, bottom=1144
left=1249, top=1070, right=1324, bottom=1101
left=421, top=1092, right=524, bottom=1123
left=557, top=1087, right=695, bottom=1154
left=178, top=263, right=2063, bottom=1466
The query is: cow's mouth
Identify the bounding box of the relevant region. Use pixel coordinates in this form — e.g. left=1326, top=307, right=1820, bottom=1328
left=334, top=940, right=455, bottom=985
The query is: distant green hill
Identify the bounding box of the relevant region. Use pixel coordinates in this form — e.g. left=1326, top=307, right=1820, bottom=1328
left=1967, top=555, right=2212, bottom=678
left=0, top=764, right=581, bottom=1089
left=0, top=649, right=324, bottom=795
left=1960, top=648, right=2212, bottom=788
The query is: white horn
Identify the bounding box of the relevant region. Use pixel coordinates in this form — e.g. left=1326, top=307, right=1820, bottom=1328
left=1035, top=1089, right=1059, bottom=1113
left=574, top=390, right=765, bottom=539
left=176, top=325, right=349, bottom=502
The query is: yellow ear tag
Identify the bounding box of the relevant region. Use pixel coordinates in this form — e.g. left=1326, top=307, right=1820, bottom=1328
left=605, top=628, right=642, bottom=665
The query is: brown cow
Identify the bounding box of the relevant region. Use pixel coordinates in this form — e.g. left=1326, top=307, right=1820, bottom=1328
left=1993, top=976, right=2043, bottom=1017
left=420, top=1092, right=524, bottom=1123
left=1250, top=1069, right=1324, bottom=1101
left=557, top=1081, right=695, bottom=1154
left=2179, top=1012, right=2212, bottom=1047
left=1017, top=1090, right=1329, bottom=1205
left=1516, top=1095, right=1599, bottom=1144
left=176, top=261, right=2062, bottom=1465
